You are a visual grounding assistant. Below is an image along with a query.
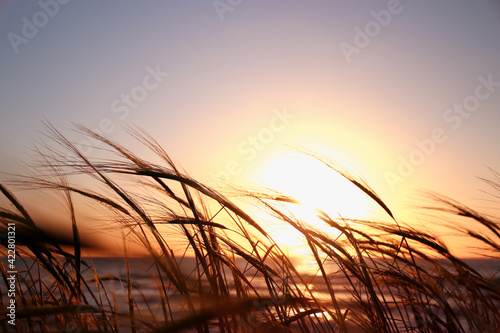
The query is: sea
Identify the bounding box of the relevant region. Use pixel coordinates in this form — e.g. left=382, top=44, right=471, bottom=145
left=1, top=256, right=499, bottom=332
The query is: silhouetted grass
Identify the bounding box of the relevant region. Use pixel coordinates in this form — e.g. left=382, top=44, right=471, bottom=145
left=1, top=125, right=499, bottom=332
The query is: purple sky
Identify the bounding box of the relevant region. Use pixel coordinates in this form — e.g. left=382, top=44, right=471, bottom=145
left=1, top=1, right=500, bottom=254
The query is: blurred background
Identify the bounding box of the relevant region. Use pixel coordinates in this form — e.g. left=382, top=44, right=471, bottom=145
left=1, top=0, right=499, bottom=256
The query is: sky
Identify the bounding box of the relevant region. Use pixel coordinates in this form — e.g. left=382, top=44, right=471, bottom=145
left=1, top=1, right=500, bottom=256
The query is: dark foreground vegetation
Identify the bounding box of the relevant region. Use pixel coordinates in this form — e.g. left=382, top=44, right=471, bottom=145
left=1, top=125, right=499, bottom=332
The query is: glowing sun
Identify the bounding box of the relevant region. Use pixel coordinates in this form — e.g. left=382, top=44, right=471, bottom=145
left=252, top=152, right=374, bottom=248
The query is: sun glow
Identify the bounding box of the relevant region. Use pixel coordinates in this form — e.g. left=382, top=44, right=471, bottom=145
left=252, top=152, right=374, bottom=249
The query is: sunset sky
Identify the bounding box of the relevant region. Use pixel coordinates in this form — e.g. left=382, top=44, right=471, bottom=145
left=1, top=1, right=500, bottom=256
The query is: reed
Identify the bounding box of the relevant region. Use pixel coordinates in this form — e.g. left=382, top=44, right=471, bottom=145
left=1, top=125, right=499, bottom=332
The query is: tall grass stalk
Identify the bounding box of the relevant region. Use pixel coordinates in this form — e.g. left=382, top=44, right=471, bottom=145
left=0, top=125, right=499, bottom=332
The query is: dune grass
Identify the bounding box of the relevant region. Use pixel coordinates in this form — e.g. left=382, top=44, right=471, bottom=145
left=1, top=125, right=499, bottom=332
